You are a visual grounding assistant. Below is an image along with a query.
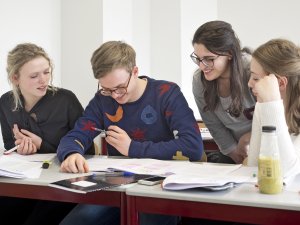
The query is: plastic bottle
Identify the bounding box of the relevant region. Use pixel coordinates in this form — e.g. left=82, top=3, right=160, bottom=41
left=258, top=126, right=283, bottom=194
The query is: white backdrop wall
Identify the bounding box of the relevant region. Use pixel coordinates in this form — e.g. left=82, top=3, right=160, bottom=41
left=61, top=0, right=102, bottom=107
left=218, top=0, right=300, bottom=49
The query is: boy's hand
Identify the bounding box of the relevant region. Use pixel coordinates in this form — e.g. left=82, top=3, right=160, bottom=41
left=60, top=153, right=89, bottom=173
left=105, top=125, right=131, bottom=156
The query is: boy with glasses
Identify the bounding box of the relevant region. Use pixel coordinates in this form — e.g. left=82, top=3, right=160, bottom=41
left=57, top=41, right=203, bottom=225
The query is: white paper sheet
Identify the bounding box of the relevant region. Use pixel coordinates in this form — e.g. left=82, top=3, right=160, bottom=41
left=5, top=152, right=56, bottom=162
left=87, top=157, right=242, bottom=176
left=0, top=156, right=42, bottom=179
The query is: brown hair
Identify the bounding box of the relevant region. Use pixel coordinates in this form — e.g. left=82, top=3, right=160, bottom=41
left=91, top=41, right=136, bottom=79
left=253, top=38, right=300, bottom=134
left=7, top=43, right=55, bottom=110
left=192, top=20, right=249, bottom=117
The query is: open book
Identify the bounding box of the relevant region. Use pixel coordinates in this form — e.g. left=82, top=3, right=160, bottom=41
left=49, top=173, right=156, bottom=194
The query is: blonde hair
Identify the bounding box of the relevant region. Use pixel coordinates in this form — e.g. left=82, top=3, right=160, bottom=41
left=6, top=43, right=56, bottom=110
left=90, top=41, right=136, bottom=79
left=253, top=39, right=300, bottom=134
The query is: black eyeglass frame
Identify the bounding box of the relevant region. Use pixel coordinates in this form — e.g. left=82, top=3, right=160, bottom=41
left=190, top=52, right=220, bottom=68
left=98, top=73, right=132, bottom=97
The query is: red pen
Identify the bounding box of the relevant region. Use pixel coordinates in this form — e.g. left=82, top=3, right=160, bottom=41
left=91, top=127, right=107, bottom=137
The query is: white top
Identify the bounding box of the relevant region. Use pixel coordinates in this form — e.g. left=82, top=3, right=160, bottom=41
left=248, top=100, right=300, bottom=179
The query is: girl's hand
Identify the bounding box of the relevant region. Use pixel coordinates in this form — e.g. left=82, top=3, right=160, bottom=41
left=254, top=74, right=281, bottom=103
left=13, top=124, right=42, bottom=150
left=15, top=137, right=37, bottom=155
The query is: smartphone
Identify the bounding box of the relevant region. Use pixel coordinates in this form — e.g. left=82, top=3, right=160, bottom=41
left=138, top=176, right=165, bottom=186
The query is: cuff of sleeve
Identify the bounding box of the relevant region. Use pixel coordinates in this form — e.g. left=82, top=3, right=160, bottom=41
left=128, top=141, right=140, bottom=158
left=220, top=143, right=237, bottom=155
left=258, top=100, right=287, bottom=130
left=57, top=142, right=84, bottom=162
left=40, top=141, right=55, bottom=153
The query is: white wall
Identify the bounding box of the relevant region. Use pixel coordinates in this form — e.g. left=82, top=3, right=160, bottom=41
left=132, top=0, right=151, bottom=76
left=150, top=0, right=181, bottom=84
left=61, top=0, right=102, bottom=107
left=218, top=0, right=300, bottom=49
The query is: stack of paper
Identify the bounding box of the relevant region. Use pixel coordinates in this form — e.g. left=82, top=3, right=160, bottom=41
left=162, top=174, right=250, bottom=191
left=0, top=156, right=42, bottom=179
left=86, top=157, right=256, bottom=191
left=162, top=165, right=257, bottom=191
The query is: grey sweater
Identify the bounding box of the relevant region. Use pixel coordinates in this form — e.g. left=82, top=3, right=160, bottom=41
left=192, top=54, right=256, bottom=154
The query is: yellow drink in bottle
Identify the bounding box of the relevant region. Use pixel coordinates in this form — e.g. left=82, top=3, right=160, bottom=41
left=258, top=126, right=283, bottom=194
left=258, top=156, right=283, bottom=194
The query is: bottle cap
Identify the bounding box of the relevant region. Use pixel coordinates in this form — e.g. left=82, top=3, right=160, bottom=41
left=262, top=126, right=276, bottom=132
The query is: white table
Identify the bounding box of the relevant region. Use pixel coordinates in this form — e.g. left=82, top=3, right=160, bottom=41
left=0, top=157, right=128, bottom=225
left=126, top=177, right=300, bottom=225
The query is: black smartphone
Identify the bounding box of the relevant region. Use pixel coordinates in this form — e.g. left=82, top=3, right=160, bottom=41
left=137, top=176, right=165, bottom=186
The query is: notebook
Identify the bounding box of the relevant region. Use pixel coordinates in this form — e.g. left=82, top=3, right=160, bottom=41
left=49, top=173, right=155, bottom=194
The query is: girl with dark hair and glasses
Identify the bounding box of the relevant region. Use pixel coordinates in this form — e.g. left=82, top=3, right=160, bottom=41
left=191, top=20, right=256, bottom=164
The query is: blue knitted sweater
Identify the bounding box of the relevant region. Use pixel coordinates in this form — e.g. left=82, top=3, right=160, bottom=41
left=57, top=76, right=203, bottom=161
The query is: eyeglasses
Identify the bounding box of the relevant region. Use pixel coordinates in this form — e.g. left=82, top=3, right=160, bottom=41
left=98, top=73, right=132, bottom=96
left=190, top=52, right=219, bottom=68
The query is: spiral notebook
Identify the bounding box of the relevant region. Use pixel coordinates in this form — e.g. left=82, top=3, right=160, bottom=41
left=49, top=173, right=155, bottom=194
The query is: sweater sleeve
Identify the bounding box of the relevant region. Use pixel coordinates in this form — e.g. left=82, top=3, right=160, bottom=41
left=57, top=96, right=101, bottom=162
left=128, top=85, right=203, bottom=161
left=192, top=73, right=237, bottom=154
left=248, top=100, right=300, bottom=179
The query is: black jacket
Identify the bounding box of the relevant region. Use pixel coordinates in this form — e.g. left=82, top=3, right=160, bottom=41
left=0, top=87, right=94, bottom=154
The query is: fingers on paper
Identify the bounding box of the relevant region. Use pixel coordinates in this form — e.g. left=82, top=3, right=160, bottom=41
left=61, top=154, right=89, bottom=174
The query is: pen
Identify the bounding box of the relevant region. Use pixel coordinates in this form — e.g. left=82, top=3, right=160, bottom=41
left=92, top=171, right=134, bottom=177
left=3, top=145, right=19, bottom=155
left=91, top=127, right=107, bottom=137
